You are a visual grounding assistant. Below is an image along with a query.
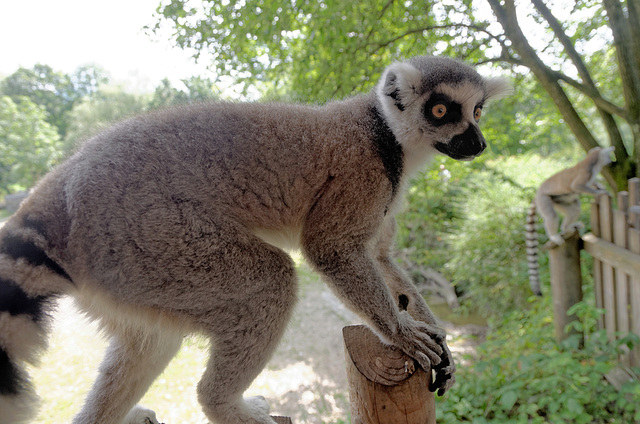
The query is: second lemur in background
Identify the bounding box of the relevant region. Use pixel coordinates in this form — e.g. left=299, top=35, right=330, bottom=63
left=526, top=146, right=614, bottom=295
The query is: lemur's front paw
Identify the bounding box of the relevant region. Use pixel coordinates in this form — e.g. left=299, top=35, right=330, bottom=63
left=393, top=311, right=456, bottom=394
left=430, top=339, right=456, bottom=396
left=395, top=311, right=444, bottom=370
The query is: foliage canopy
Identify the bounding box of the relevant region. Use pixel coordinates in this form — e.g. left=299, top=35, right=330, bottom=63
left=0, top=64, right=221, bottom=193
left=0, top=64, right=107, bottom=137
left=0, top=96, right=63, bottom=194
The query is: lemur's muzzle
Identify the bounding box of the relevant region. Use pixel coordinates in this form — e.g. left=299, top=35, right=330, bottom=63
left=434, top=124, right=486, bottom=161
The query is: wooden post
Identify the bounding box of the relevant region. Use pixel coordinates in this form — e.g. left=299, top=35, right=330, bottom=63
left=272, top=417, right=293, bottom=424
left=547, top=230, right=583, bottom=343
left=613, top=192, right=631, bottom=363
left=629, top=178, right=640, bottom=367
left=629, top=231, right=640, bottom=368
left=598, top=193, right=617, bottom=340
left=343, top=325, right=435, bottom=424
left=591, top=199, right=604, bottom=329
left=628, top=178, right=640, bottom=211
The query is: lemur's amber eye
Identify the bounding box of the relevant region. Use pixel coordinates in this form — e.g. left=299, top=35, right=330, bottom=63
left=474, top=107, right=482, bottom=121
left=432, top=104, right=447, bottom=118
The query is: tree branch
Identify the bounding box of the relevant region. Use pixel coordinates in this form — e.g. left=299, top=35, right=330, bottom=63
left=485, top=0, right=625, bottom=188
left=627, top=0, right=640, bottom=167
left=531, top=0, right=592, bottom=84
left=530, top=0, right=629, bottom=167
left=602, top=0, right=640, bottom=121
left=365, top=23, right=507, bottom=56
left=628, top=0, right=640, bottom=74
left=552, top=71, right=627, bottom=118
left=364, top=0, right=395, bottom=45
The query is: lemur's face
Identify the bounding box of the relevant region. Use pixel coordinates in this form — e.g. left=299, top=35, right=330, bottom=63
left=377, top=56, right=510, bottom=162
left=424, top=81, right=487, bottom=161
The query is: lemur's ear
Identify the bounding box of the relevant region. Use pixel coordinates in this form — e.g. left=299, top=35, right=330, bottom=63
left=484, top=77, right=512, bottom=101
left=378, top=62, right=422, bottom=112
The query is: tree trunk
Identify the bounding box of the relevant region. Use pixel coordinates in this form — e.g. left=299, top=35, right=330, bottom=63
left=486, top=0, right=638, bottom=190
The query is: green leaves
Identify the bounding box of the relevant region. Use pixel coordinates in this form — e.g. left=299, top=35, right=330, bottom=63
left=0, top=64, right=224, bottom=193
left=497, top=387, right=519, bottom=410
left=0, top=96, right=62, bottom=194
left=436, top=297, right=640, bottom=423
left=151, top=0, right=498, bottom=101
left=0, top=64, right=108, bottom=137
left=396, top=152, right=639, bottom=423
left=147, top=76, right=220, bottom=109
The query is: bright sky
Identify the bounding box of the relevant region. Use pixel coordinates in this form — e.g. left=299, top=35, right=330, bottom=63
left=0, top=0, right=212, bottom=92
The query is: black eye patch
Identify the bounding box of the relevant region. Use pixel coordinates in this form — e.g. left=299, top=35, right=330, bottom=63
left=424, top=93, right=462, bottom=127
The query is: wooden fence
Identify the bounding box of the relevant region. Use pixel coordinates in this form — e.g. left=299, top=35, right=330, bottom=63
left=578, top=177, right=640, bottom=367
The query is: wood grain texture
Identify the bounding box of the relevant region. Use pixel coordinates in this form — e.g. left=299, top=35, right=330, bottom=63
left=343, top=325, right=435, bottom=424
left=548, top=230, right=583, bottom=343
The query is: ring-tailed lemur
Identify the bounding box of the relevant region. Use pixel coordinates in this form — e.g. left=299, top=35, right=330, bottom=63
left=0, top=56, right=510, bottom=424
left=526, top=146, right=614, bottom=295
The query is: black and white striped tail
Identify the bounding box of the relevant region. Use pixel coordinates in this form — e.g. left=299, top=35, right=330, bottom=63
left=0, top=220, right=72, bottom=424
left=525, top=201, right=542, bottom=296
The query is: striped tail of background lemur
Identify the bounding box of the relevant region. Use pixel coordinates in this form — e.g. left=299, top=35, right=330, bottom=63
left=0, top=56, right=510, bottom=424
left=526, top=146, right=614, bottom=296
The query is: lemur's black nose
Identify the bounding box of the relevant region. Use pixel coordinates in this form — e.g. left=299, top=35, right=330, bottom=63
left=435, top=125, right=486, bottom=161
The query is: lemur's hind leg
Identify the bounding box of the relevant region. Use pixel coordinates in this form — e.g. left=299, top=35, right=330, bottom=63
left=557, top=198, right=583, bottom=233
left=189, top=227, right=297, bottom=424
left=535, top=193, right=563, bottom=245
left=72, top=320, right=183, bottom=424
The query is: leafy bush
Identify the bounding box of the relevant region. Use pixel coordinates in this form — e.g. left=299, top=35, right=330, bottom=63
left=397, top=155, right=537, bottom=316
left=396, top=152, right=593, bottom=318
left=444, top=162, right=534, bottom=314
left=395, top=150, right=638, bottom=423
left=396, top=157, right=468, bottom=273
left=437, top=297, right=640, bottom=423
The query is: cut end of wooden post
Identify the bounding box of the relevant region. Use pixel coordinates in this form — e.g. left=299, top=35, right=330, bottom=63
left=343, top=325, right=436, bottom=424
left=343, top=325, right=417, bottom=385
left=542, top=229, right=580, bottom=251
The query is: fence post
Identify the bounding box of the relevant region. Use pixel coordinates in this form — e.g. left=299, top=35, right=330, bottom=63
left=628, top=177, right=640, bottom=368
left=590, top=198, right=604, bottom=329
left=343, top=325, right=436, bottom=424
left=598, top=193, right=617, bottom=341
left=547, top=230, right=583, bottom=344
